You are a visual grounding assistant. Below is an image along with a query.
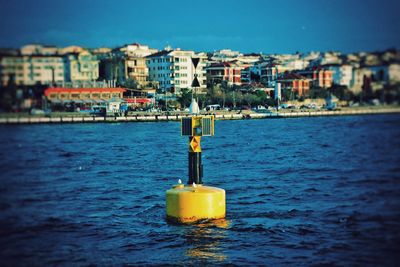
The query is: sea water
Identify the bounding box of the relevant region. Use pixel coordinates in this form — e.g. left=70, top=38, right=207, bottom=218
left=0, top=114, right=399, bottom=266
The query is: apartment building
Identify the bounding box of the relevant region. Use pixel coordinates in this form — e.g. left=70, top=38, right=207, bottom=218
left=124, top=43, right=158, bottom=86
left=146, top=49, right=207, bottom=93
left=0, top=44, right=99, bottom=86
left=65, top=50, right=99, bottom=82
left=276, top=72, right=311, bottom=97
left=297, top=67, right=333, bottom=88
left=101, top=43, right=158, bottom=87
left=206, top=62, right=242, bottom=86
left=0, top=55, right=65, bottom=86
left=326, top=64, right=353, bottom=88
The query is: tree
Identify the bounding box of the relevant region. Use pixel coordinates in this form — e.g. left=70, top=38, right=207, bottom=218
left=243, top=93, right=257, bottom=107
left=178, top=88, right=192, bottom=108
left=207, top=83, right=224, bottom=105
left=255, top=90, right=270, bottom=106
left=309, top=86, right=328, bottom=99
left=123, top=78, right=138, bottom=89
left=0, top=74, right=17, bottom=111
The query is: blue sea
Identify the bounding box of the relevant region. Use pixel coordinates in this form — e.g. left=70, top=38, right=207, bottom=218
left=0, top=114, right=399, bottom=266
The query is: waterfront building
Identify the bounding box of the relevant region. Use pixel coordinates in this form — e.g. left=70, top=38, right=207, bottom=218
left=296, top=67, right=333, bottom=88
left=91, top=47, right=112, bottom=55
left=100, top=43, right=158, bottom=87
left=326, top=64, right=353, bottom=88
left=44, top=87, right=126, bottom=108
left=249, top=62, right=286, bottom=87
left=0, top=54, right=65, bottom=86
left=236, top=53, right=262, bottom=66
left=20, top=44, right=58, bottom=56
left=146, top=48, right=207, bottom=94
left=260, top=63, right=280, bottom=87
left=44, top=87, right=155, bottom=111
left=310, top=51, right=342, bottom=67
left=388, top=63, right=400, bottom=84
left=124, top=43, right=158, bottom=86
left=0, top=44, right=93, bottom=86
left=241, top=67, right=251, bottom=84
left=211, top=49, right=242, bottom=62
left=65, top=50, right=99, bottom=82
left=276, top=72, right=311, bottom=97
left=367, top=63, right=400, bottom=85
left=206, top=62, right=243, bottom=86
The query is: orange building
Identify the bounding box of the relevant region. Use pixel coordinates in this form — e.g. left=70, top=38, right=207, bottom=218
left=277, top=72, right=311, bottom=97
left=206, top=62, right=242, bottom=85
left=297, top=67, right=333, bottom=88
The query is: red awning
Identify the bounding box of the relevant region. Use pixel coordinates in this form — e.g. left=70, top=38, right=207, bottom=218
left=44, top=87, right=127, bottom=96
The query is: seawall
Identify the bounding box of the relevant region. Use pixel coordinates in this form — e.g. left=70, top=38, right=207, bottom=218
left=0, top=107, right=399, bottom=124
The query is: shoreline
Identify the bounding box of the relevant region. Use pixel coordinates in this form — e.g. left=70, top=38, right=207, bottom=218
left=0, top=107, right=399, bottom=125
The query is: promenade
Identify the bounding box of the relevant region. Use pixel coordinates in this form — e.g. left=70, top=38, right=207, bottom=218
left=0, top=107, right=399, bottom=124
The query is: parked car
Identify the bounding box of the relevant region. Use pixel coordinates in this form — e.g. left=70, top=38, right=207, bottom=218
left=30, top=108, right=51, bottom=116
left=204, top=104, right=221, bottom=111
left=90, top=105, right=106, bottom=116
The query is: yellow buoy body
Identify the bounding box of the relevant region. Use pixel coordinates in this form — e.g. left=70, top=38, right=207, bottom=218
left=166, top=184, right=225, bottom=223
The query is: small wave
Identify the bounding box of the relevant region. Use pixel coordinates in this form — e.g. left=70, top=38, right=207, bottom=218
left=59, top=152, right=75, bottom=158
left=304, top=187, right=319, bottom=192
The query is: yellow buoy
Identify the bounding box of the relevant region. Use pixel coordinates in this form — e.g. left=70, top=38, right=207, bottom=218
left=166, top=184, right=225, bottom=223
left=166, top=109, right=226, bottom=223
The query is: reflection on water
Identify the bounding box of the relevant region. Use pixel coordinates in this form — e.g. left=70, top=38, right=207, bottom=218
left=185, top=219, right=230, bottom=263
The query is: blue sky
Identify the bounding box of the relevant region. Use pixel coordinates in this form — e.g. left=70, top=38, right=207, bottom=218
left=0, top=0, right=399, bottom=54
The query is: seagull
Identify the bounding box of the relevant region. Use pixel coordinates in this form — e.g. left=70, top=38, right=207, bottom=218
left=178, top=179, right=182, bottom=184
left=192, top=182, right=197, bottom=188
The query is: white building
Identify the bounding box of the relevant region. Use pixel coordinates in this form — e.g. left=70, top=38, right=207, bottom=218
left=64, top=50, right=99, bottom=82
left=0, top=45, right=101, bottom=86
left=101, top=43, right=158, bottom=87
left=367, top=63, right=400, bottom=85
left=123, top=43, right=158, bottom=86
left=388, top=63, right=400, bottom=84
left=327, top=64, right=353, bottom=88
left=1, top=55, right=65, bottom=86
left=20, top=44, right=58, bottom=56
left=146, top=49, right=207, bottom=93
left=310, top=52, right=342, bottom=67
left=211, top=49, right=242, bottom=62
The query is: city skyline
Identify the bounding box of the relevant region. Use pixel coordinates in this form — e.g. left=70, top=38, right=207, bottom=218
left=0, top=0, right=399, bottom=54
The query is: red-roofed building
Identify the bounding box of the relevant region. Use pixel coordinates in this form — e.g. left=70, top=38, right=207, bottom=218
left=206, top=62, right=243, bottom=85
left=44, top=87, right=126, bottom=108
left=44, top=87, right=155, bottom=110
left=296, top=67, right=333, bottom=88
left=276, top=72, right=311, bottom=97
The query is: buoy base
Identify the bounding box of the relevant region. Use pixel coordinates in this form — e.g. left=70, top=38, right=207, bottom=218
left=166, top=184, right=225, bottom=224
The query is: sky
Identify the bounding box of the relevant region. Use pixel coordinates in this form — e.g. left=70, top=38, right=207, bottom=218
left=0, top=0, right=399, bottom=54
